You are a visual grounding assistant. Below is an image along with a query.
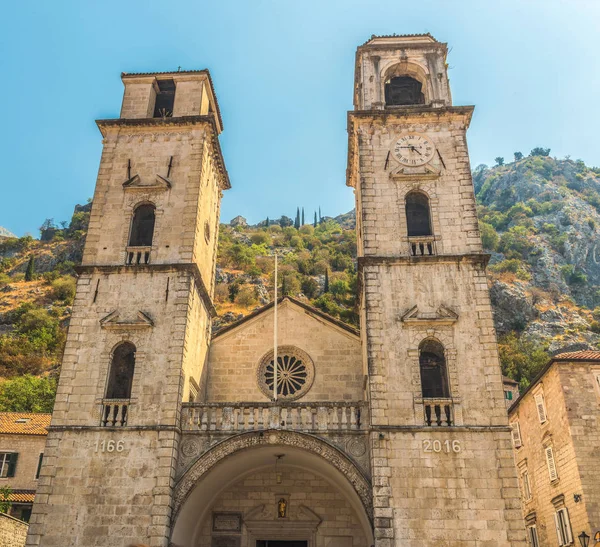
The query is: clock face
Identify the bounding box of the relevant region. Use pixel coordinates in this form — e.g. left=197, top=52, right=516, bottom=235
left=392, top=134, right=436, bottom=166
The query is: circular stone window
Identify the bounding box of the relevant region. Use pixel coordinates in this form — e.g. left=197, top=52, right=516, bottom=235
left=257, top=346, right=315, bottom=401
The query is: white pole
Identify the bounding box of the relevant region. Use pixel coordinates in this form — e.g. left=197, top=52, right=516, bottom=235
left=273, top=253, right=278, bottom=402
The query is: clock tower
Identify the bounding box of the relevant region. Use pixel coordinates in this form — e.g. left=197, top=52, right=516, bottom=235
left=348, top=34, right=527, bottom=545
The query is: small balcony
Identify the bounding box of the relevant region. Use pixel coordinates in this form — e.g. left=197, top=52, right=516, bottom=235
left=181, top=402, right=367, bottom=433
left=100, top=399, right=129, bottom=427
left=421, top=398, right=453, bottom=427
left=408, top=236, right=436, bottom=257
left=125, top=246, right=152, bottom=265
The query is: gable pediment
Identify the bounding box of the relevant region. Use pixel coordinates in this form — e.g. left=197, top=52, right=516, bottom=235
left=123, top=173, right=172, bottom=190
left=100, top=310, right=155, bottom=330
left=400, top=305, right=458, bottom=325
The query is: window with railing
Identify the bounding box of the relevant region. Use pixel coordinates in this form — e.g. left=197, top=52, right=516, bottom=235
left=126, top=204, right=155, bottom=265
left=102, top=342, right=135, bottom=427
left=419, top=339, right=452, bottom=426
left=406, top=191, right=435, bottom=256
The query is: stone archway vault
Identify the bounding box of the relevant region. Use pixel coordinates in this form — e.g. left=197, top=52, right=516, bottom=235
left=171, top=430, right=374, bottom=546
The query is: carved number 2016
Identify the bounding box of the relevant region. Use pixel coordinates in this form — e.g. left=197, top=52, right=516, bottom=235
left=423, top=440, right=461, bottom=453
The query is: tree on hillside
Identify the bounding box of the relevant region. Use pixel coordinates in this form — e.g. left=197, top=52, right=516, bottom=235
left=313, top=212, right=317, bottom=228
left=301, top=207, right=305, bottom=226
left=25, top=255, right=35, bottom=281
left=280, top=215, right=293, bottom=228
left=319, top=207, right=322, bottom=224
left=0, top=375, right=57, bottom=413
left=294, top=208, right=300, bottom=229
left=514, top=152, right=523, bottom=161
left=495, top=157, right=504, bottom=166
left=530, top=147, right=551, bottom=157
left=265, top=217, right=270, bottom=228
left=324, top=268, right=329, bottom=293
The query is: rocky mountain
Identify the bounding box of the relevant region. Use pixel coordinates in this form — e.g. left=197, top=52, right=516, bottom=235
left=0, top=227, right=16, bottom=239
left=2, top=152, right=600, bottom=410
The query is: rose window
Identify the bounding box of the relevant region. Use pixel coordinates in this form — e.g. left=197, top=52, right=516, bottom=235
left=257, top=346, right=315, bottom=401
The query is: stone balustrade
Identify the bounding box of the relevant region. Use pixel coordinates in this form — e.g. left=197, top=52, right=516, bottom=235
left=421, top=398, right=453, bottom=427
left=181, top=402, right=367, bottom=433
left=101, top=399, right=129, bottom=427
left=408, top=236, right=436, bottom=256
left=125, top=246, right=152, bottom=265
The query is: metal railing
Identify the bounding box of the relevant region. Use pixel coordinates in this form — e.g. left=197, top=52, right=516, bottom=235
left=181, top=402, right=367, bottom=433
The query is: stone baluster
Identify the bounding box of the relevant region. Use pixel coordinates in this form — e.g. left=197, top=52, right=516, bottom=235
left=257, top=406, right=264, bottom=429
left=248, top=406, right=255, bottom=430
left=223, top=406, right=233, bottom=431
left=209, top=406, right=217, bottom=431
left=341, top=405, right=349, bottom=429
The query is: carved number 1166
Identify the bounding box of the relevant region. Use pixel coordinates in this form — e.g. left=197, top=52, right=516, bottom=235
left=94, top=440, right=125, bottom=453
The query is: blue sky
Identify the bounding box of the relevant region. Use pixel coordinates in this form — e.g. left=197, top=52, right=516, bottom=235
left=2, top=0, right=599, bottom=236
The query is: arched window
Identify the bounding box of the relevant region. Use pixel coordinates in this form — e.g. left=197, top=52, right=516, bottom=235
left=385, top=76, right=425, bottom=106
left=405, top=192, right=432, bottom=237
left=106, top=342, right=136, bottom=400
left=128, top=204, right=156, bottom=247
left=419, top=339, right=450, bottom=398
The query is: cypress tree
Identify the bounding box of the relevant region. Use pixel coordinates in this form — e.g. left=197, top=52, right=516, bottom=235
left=324, top=268, right=329, bottom=293
left=25, top=256, right=35, bottom=282
left=301, top=207, right=305, bottom=226
left=313, top=211, right=317, bottom=228
left=282, top=275, right=288, bottom=296
left=266, top=216, right=270, bottom=228
left=319, top=207, right=322, bottom=224
left=294, top=207, right=300, bottom=229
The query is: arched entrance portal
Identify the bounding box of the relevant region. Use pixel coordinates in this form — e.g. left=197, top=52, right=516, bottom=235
left=171, top=431, right=374, bottom=547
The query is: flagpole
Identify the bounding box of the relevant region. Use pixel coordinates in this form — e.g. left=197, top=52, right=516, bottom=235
left=273, top=252, right=278, bottom=402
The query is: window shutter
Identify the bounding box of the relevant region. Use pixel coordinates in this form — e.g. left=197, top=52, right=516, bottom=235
left=562, top=508, right=573, bottom=544
left=554, top=512, right=565, bottom=546
left=511, top=422, right=522, bottom=448
left=545, top=446, right=558, bottom=481
left=7, top=452, right=18, bottom=478
left=522, top=471, right=531, bottom=500
left=534, top=393, right=547, bottom=423
left=35, top=453, right=43, bottom=479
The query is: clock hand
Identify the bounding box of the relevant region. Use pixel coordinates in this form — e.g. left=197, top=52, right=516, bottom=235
left=410, top=146, right=422, bottom=156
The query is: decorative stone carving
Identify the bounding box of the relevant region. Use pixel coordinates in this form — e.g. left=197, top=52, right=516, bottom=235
left=256, top=346, right=315, bottom=401
left=347, top=437, right=367, bottom=458
left=172, top=430, right=373, bottom=524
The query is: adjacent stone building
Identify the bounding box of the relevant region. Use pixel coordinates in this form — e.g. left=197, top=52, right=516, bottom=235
left=508, top=351, right=600, bottom=545
left=27, top=34, right=527, bottom=546
left=0, top=412, right=50, bottom=523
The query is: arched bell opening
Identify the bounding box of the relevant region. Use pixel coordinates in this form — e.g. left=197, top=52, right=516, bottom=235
left=382, top=61, right=431, bottom=107
left=171, top=432, right=374, bottom=547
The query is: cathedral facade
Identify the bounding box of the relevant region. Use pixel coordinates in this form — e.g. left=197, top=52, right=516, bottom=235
left=26, top=35, right=527, bottom=547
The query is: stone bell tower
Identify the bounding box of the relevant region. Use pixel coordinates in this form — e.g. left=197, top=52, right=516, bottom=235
left=27, top=70, right=229, bottom=547
left=348, top=35, right=527, bottom=545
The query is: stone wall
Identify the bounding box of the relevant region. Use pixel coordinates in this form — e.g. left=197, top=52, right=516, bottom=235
left=0, top=513, right=28, bottom=547
left=0, top=434, right=46, bottom=492
left=82, top=125, right=216, bottom=269
left=194, top=466, right=368, bottom=547
left=510, top=361, right=600, bottom=544
left=383, top=429, right=524, bottom=546
left=206, top=300, right=364, bottom=403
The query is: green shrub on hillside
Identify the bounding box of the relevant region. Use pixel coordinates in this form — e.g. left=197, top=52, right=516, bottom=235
left=498, top=333, right=549, bottom=389
left=0, top=375, right=57, bottom=413
left=51, top=277, right=76, bottom=303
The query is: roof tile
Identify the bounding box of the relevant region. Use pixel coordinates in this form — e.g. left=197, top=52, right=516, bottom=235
left=0, top=413, right=51, bottom=435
